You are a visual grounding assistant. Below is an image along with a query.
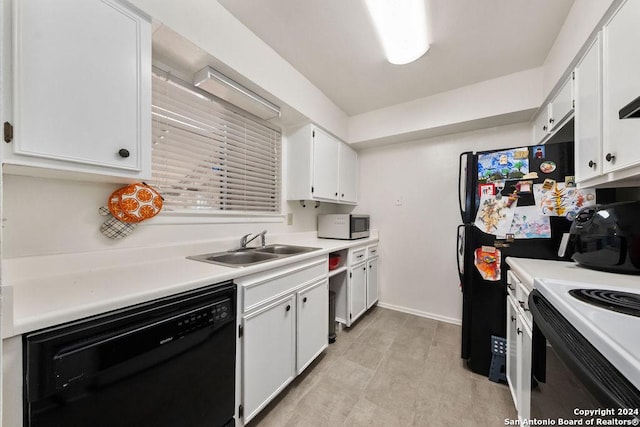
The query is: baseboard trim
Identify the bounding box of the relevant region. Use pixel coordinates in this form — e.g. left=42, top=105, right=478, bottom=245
left=376, top=302, right=462, bottom=326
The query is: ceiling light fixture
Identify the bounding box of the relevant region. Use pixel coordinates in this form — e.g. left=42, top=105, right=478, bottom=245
left=365, top=0, right=429, bottom=65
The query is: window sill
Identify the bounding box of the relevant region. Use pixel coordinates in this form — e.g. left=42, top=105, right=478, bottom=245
left=149, top=211, right=286, bottom=225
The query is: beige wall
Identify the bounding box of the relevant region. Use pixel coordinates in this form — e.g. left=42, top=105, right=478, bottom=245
left=355, top=123, right=531, bottom=322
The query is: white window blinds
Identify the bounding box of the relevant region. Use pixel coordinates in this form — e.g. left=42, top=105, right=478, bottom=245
left=151, top=73, right=282, bottom=214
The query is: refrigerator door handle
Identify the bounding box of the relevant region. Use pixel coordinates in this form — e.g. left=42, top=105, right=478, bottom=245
left=456, top=224, right=465, bottom=287
left=458, top=152, right=469, bottom=221
left=458, top=151, right=474, bottom=223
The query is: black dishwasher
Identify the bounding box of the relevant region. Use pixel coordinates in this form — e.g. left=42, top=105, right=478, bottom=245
left=23, top=281, right=237, bottom=427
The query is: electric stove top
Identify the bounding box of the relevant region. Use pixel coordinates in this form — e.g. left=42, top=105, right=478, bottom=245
left=534, top=278, right=640, bottom=390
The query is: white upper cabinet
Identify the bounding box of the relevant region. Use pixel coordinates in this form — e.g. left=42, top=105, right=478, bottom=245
left=532, top=107, right=551, bottom=144
left=5, top=0, right=151, bottom=179
left=532, top=76, right=574, bottom=145
left=548, top=77, right=574, bottom=131
left=311, top=127, right=340, bottom=200
left=338, top=143, right=358, bottom=203
left=602, top=0, right=640, bottom=174
left=575, top=34, right=603, bottom=183
left=287, top=123, right=358, bottom=204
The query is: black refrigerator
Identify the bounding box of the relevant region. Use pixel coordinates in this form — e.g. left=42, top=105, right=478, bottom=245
left=456, top=141, right=579, bottom=376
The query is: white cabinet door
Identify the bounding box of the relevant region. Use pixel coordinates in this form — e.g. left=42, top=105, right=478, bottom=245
left=517, top=318, right=533, bottom=423
left=338, top=143, right=358, bottom=204
left=575, top=35, right=603, bottom=183
left=548, top=77, right=574, bottom=131
left=603, top=0, right=640, bottom=173
left=312, top=128, right=340, bottom=200
left=349, top=262, right=367, bottom=324
left=296, top=280, right=328, bottom=374
left=242, top=295, right=296, bottom=423
left=506, top=295, right=519, bottom=410
left=532, top=108, right=550, bottom=144
left=12, top=0, right=151, bottom=176
left=366, top=257, right=379, bottom=309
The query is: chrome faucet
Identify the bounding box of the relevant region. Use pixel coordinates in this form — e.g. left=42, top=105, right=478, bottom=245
left=239, top=230, right=267, bottom=249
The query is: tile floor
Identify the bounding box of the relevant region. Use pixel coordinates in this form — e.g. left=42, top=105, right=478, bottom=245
left=248, top=307, right=517, bottom=427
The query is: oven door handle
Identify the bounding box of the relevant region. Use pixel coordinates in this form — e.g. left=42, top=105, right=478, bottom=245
left=529, top=290, right=640, bottom=412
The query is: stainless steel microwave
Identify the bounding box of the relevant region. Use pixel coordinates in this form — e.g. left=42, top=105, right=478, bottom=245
left=317, top=214, right=370, bottom=240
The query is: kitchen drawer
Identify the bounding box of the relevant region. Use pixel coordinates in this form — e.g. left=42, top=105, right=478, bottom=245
left=507, top=270, right=532, bottom=326
left=516, top=281, right=532, bottom=327
left=366, top=245, right=378, bottom=259
left=240, top=257, right=327, bottom=313
left=507, top=270, right=518, bottom=298
left=350, top=247, right=366, bottom=265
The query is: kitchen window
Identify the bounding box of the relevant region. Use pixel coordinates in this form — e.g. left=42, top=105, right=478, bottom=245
left=151, top=70, right=282, bottom=216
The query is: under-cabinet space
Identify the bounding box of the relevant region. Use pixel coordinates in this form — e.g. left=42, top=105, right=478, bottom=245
left=328, top=249, right=348, bottom=277
left=329, top=269, right=348, bottom=325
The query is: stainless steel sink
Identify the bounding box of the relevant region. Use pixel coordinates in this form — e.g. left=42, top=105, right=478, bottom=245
left=187, top=245, right=320, bottom=267
left=254, top=244, right=319, bottom=255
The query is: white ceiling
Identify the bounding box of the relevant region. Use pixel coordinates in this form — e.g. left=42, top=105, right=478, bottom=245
left=216, top=0, right=575, bottom=117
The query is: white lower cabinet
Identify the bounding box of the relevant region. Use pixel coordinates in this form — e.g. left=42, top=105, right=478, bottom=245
left=506, top=295, right=519, bottom=408
left=242, top=295, right=296, bottom=422
left=506, top=271, right=533, bottom=423
left=238, top=257, right=328, bottom=424
left=296, top=279, right=329, bottom=374
left=330, top=243, right=380, bottom=327
left=517, top=318, right=533, bottom=423
left=366, top=257, right=379, bottom=309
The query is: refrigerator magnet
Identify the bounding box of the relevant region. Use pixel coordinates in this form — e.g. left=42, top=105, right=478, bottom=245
left=565, top=176, right=576, bottom=187
left=540, top=161, right=557, bottom=173
left=541, top=178, right=556, bottom=191
left=533, top=145, right=545, bottom=159
left=516, top=180, right=532, bottom=193
left=479, top=183, right=496, bottom=197
left=474, top=247, right=501, bottom=281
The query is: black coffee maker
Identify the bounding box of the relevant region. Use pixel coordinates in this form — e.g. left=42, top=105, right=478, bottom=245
left=567, top=201, right=640, bottom=275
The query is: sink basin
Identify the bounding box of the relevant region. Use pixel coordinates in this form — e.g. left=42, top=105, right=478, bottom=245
left=187, top=250, right=279, bottom=267
left=254, top=244, right=319, bottom=255
left=187, top=244, right=320, bottom=267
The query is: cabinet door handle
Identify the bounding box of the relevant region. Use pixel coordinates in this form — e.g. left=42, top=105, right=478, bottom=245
left=286, top=305, right=291, bottom=312
left=549, top=118, right=555, bottom=124
left=303, top=297, right=307, bottom=303
left=507, top=284, right=514, bottom=290
left=118, top=148, right=130, bottom=158
left=517, top=328, right=522, bottom=335
left=588, top=160, right=596, bottom=168
left=341, top=193, right=344, bottom=198
left=511, top=315, right=516, bottom=322
left=542, top=125, right=547, bottom=131
left=335, top=192, right=338, bottom=196
left=606, top=153, right=616, bottom=162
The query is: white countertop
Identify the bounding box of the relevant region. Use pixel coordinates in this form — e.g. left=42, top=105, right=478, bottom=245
left=507, top=257, right=640, bottom=390
left=1, top=232, right=378, bottom=338
left=505, top=257, right=640, bottom=292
